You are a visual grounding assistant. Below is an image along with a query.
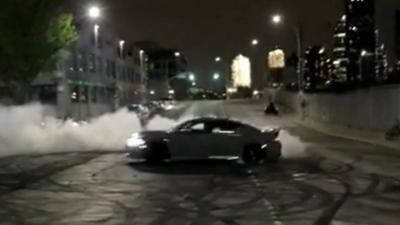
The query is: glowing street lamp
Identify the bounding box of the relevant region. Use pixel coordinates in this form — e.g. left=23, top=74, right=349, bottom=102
left=88, top=6, right=101, bottom=19
left=251, top=39, right=259, bottom=46
left=119, top=40, right=125, bottom=57
left=213, top=73, right=221, bottom=81
left=175, top=52, right=181, bottom=57
left=361, top=50, right=368, bottom=57
left=188, top=73, right=196, bottom=81
left=192, top=82, right=197, bottom=87
left=272, top=14, right=282, bottom=24
left=215, top=57, right=221, bottom=62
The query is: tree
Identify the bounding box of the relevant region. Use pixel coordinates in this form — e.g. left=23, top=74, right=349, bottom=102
left=0, top=0, right=78, bottom=103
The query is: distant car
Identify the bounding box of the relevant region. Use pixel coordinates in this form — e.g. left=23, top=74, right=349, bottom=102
left=126, top=118, right=282, bottom=164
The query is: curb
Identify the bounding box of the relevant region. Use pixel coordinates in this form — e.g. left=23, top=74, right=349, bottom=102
left=294, top=119, right=400, bottom=151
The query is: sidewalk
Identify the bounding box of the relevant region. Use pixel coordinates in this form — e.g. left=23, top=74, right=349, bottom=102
left=295, top=117, right=400, bottom=151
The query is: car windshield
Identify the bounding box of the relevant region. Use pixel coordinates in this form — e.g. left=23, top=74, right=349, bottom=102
left=1, top=0, right=399, bottom=224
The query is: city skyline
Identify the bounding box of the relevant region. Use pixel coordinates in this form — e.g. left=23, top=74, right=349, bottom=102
left=99, top=0, right=400, bottom=85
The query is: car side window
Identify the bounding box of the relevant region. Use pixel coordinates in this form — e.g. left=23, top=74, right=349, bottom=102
left=235, top=124, right=259, bottom=135
left=211, top=122, right=238, bottom=135
left=190, top=123, right=205, bottom=131
left=177, top=121, right=206, bottom=133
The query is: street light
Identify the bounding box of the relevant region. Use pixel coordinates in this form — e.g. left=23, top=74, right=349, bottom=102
left=188, top=73, right=196, bottom=81
left=88, top=6, right=101, bottom=19
left=215, top=57, right=221, bottom=62
left=272, top=14, right=282, bottom=24
left=361, top=50, right=368, bottom=57
left=359, top=49, right=371, bottom=80
left=251, top=39, right=259, bottom=46
left=213, top=73, right=220, bottom=80
left=271, top=13, right=303, bottom=91
left=175, top=52, right=181, bottom=57
left=119, top=40, right=125, bottom=57
left=192, top=82, right=197, bottom=87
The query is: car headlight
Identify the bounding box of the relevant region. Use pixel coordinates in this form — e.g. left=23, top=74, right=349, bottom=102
left=126, top=138, right=146, bottom=148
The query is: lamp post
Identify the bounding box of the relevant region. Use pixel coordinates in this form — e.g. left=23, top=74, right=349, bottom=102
left=249, top=38, right=261, bottom=90
left=88, top=6, right=101, bottom=48
left=74, top=6, right=101, bottom=120
left=119, top=40, right=125, bottom=58
left=272, top=14, right=303, bottom=92
left=214, top=57, right=231, bottom=97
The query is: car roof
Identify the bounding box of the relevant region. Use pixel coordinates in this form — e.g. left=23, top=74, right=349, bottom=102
left=186, top=117, right=252, bottom=127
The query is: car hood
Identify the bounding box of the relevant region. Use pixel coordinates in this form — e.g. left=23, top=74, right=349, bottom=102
left=139, top=131, right=168, bottom=140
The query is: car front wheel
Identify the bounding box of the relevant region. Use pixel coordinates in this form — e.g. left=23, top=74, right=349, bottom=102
left=145, top=141, right=170, bottom=163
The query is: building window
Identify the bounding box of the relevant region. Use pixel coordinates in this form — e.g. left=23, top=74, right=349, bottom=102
left=97, top=57, right=103, bottom=75
left=136, top=72, right=141, bottom=84
left=88, top=53, right=96, bottom=73
left=99, top=87, right=106, bottom=103
left=35, top=85, right=57, bottom=104
left=81, top=86, right=88, bottom=103
left=70, top=85, right=80, bottom=103
left=125, top=67, right=130, bottom=81
left=106, top=60, right=111, bottom=77
left=91, top=86, right=98, bottom=103
left=111, top=61, right=116, bottom=78
left=77, top=51, right=86, bottom=72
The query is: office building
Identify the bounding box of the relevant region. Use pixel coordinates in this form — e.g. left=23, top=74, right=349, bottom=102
left=332, top=0, right=376, bottom=84
left=143, top=48, right=188, bottom=99
left=303, top=46, right=331, bottom=90
left=32, top=22, right=145, bottom=119
left=396, top=10, right=400, bottom=62
left=332, top=15, right=348, bottom=83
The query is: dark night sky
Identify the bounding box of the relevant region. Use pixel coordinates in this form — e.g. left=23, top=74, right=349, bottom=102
left=95, top=0, right=400, bottom=86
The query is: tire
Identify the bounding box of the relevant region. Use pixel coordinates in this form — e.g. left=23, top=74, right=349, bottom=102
left=265, top=141, right=282, bottom=162
left=242, top=144, right=265, bottom=165
left=145, top=141, right=170, bottom=163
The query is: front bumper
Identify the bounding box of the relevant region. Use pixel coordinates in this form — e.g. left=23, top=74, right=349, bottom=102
left=126, top=146, right=148, bottom=159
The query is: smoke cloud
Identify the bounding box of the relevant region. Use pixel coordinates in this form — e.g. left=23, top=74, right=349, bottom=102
left=0, top=103, right=189, bottom=157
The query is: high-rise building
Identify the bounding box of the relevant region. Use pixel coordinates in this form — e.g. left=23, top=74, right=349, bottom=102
left=347, top=0, right=376, bottom=83
left=375, top=30, right=388, bottom=81
left=332, top=0, right=376, bottom=84
left=332, top=15, right=348, bottom=83
left=144, top=48, right=188, bottom=99
left=396, top=10, right=400, bottom=62
left=303, top=46, right=331, bottom=91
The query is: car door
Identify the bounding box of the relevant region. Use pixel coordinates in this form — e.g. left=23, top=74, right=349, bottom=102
left=208, top=123, right=244, bottom=157
left=167, top=122, right=212, bottom=159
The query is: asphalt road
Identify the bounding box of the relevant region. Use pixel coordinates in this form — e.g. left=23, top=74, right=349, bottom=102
left=0, top=100, right=399, bottom=225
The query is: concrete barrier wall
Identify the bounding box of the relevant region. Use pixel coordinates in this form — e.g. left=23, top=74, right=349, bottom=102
left=275, top=85, right=400, bottom=131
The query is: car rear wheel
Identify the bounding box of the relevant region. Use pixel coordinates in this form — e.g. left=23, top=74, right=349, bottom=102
left=242, top=144, right=265, bottom=165
left=264, top=141, right=282, bottom=162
